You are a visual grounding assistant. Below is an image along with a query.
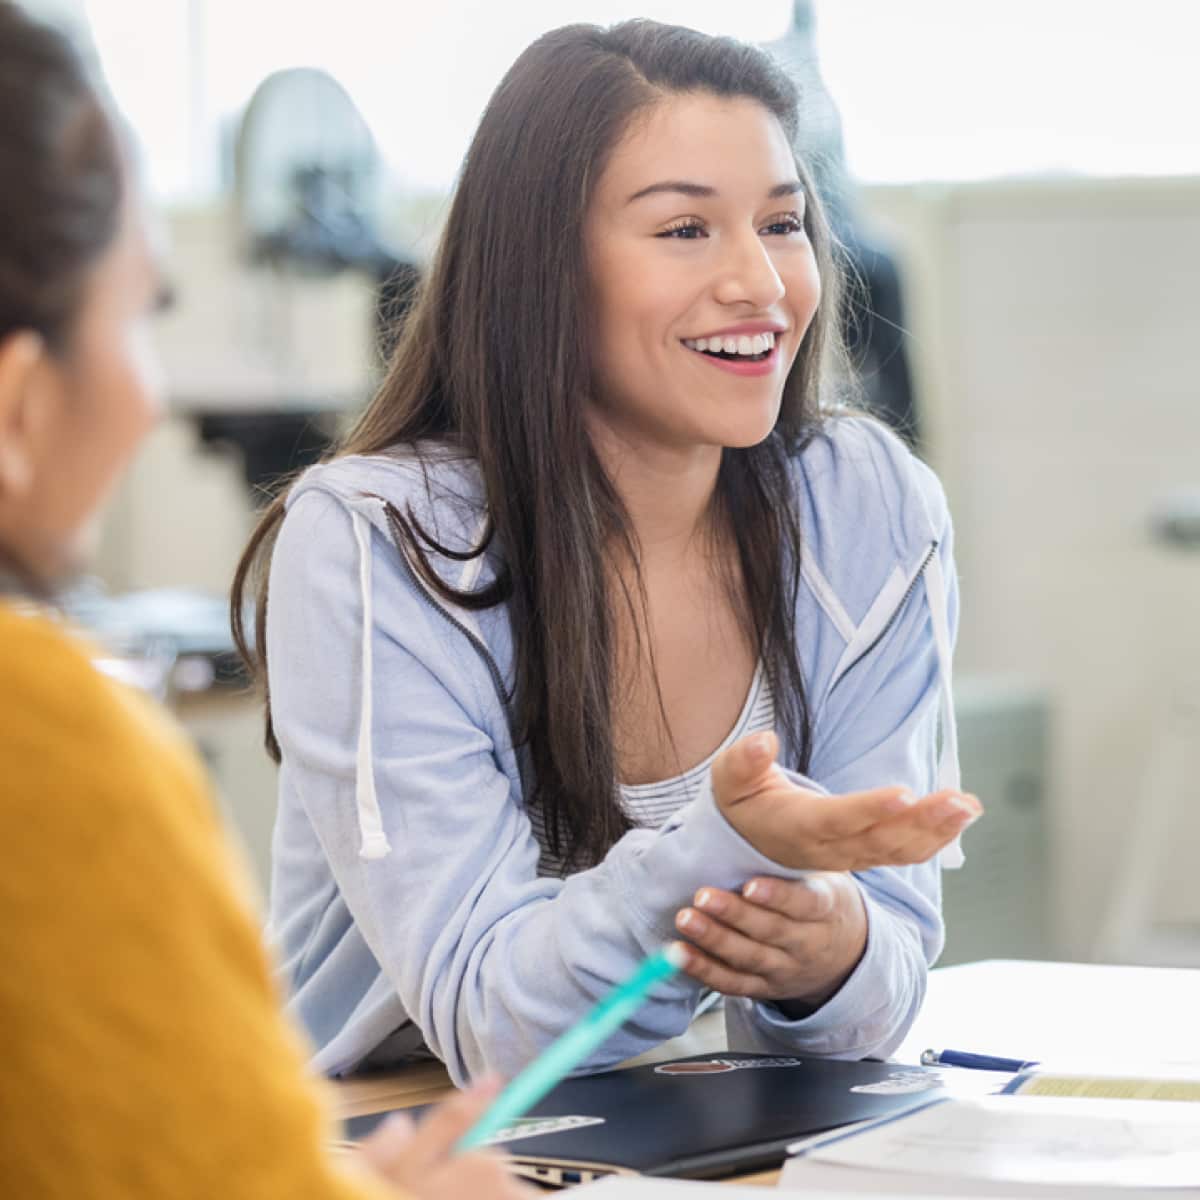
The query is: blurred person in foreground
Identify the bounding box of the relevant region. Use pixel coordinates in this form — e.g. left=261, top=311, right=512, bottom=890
left=0, top=5, right=530, bottom=1197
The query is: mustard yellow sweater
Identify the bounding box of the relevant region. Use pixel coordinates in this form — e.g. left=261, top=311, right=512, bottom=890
left=0, top=602, right=394, bottom=1199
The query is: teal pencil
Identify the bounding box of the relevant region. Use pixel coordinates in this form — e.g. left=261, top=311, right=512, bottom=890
left=455, top=943, right=687, bottom=1152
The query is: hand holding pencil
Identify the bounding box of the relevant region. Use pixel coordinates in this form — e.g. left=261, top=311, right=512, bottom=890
left=356, top=1077, right=535, bottom=1198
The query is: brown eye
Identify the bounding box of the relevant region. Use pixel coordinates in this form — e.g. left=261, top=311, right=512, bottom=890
left=658, top=221, right=707, bottom=239
left=761, top=214, right=805, bottom=237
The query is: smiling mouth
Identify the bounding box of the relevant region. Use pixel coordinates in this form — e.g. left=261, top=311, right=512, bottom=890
left=682, top=331, right=778, bottom=364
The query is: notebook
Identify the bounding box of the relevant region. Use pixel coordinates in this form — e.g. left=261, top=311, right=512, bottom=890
left=343, top=1051, right=946, bottom=1186
left=786, top=1093, right=1200, bottom=1193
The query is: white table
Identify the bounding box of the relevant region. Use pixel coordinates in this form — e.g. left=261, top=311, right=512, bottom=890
left=895, top=958, right=1200, bottom=1072
left=782, top=959, right=1200, bottom=1197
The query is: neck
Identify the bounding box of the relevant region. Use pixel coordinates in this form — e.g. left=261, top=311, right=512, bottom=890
left=0, top=547, right=50, bottom=601
left=588, top=418, right=723, bottom=562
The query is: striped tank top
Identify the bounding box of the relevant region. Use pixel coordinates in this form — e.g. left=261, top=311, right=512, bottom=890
left=533, top=662, right=776, bottom=877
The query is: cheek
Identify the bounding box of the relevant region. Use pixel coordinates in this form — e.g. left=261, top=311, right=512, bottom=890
left=784, top=252, right=822, bottom=330
left=118, top=316, right=166, bottom=434
left=70, top=320, right=163, bottom=502
left=593, top=244, right=688, bottom=360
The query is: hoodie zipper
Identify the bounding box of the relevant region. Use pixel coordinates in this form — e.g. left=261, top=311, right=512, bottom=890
left=825, top=540, right=938, bottom=699
left=382, top=502, right=516, bottom=722
left=384, top=499, right=934, bottom=731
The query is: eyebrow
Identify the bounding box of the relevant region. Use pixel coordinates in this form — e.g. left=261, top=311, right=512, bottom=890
left=626, top=179, right=805, bottom=204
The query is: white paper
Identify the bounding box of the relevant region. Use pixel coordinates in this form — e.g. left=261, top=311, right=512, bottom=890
left=574, top=1177, right=1021, bottom=1199
left=571, top=1181, right=765, bottom=1198
left=803, top=1096, right=1200, bottom=1190
left=779, top=1155, right=1181, bottom=1199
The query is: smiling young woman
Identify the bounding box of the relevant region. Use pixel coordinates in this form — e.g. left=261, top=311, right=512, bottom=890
left=232, top=20, right=979, bottom=1086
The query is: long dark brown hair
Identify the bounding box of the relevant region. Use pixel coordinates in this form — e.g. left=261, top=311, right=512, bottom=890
left=233, top=20, right=850, bottom=870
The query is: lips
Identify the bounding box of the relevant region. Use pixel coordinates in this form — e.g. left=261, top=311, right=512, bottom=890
left=681, top=336, right=780, bottom=378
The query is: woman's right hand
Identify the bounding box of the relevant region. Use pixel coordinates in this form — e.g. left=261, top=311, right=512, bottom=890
left=355, top=1078, right=536, bottom=1200
left=711, top=731, right=980, bottom=872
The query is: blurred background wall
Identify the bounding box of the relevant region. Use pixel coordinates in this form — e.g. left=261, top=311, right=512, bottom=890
left=27, top=0, right=1200, bottom=965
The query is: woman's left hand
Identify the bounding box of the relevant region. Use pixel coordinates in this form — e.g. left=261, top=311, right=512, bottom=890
left=674, top=873, right=868, bottom=1007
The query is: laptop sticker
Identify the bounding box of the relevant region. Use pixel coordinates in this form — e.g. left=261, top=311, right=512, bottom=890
left=481, top=1114, right=606, bottom=1146
left=849, top=1071, right=944, bottom=1095
left=654, top=1056, right=805, bottom=1076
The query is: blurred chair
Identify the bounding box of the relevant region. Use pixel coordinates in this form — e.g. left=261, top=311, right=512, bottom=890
left=940, top=678, right=1052, bottom=965
left=1094, top=491, right=1200, bottom=965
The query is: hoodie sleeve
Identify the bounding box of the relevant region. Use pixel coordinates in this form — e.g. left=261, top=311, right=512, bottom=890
left=266, top=489, right=812, bottom=1085
left=725, top=425, right=958, bottom=1062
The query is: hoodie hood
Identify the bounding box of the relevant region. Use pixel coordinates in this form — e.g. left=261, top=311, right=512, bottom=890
left=284, top=418, right=963, bottom=867
left=287, top=448, right=496, bottom=860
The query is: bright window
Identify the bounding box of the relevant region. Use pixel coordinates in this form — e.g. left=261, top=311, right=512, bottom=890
left=814, top=0, right=1200, bottom=182
left=85, top=0, right=791, bottom=198
left=84, top=0, right=1200, bottom=200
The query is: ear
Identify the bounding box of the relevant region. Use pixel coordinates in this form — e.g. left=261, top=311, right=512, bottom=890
left=0, top=329, right=52, bottom=499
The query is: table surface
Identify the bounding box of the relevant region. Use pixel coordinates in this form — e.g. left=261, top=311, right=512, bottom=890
left=329, top=959, right=1200, bottom=1189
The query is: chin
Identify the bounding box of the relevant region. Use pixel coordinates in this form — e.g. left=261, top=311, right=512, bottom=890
left=722, top=426, right=776, bottom=450
left=705, top=409, right=780, bottom=451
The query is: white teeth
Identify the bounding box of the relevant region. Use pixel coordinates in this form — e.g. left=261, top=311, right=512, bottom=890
left=685, top=331, right=779, bottom=356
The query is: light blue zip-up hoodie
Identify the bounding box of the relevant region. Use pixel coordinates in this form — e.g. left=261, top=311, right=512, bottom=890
left=265, top=415, right=962, bottom=1086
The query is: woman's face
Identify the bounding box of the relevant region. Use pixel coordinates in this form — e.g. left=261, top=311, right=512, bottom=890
left=585, top=93, right=821, bottom=456
left=0, top=179, right=167, bottom=586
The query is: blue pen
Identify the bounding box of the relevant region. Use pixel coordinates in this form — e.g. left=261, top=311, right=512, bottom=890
left=921, top=1048, right=1039, bottom=1073
left=456, top=944, right=687, bottom=1152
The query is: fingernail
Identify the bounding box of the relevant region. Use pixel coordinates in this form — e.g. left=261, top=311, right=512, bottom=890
left=804, top=876, right=834, bottom=904
left=670, top=941, right=693, bottom=969
left=938, top=795, right=974, bottom=820
left=746, top=733, right=772, bottom=762
left=695, top=889, right=719, bottom=912
left=744, top=879, right=767, bottom=902
left=883, top=789, right=917, bottom=812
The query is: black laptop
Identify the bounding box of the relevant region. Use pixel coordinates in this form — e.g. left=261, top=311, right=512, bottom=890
left=343, top=1052, right=945, bottom=1186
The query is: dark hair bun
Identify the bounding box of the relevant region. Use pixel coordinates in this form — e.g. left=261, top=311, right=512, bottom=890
left=0, top=2, right=123, bottom=350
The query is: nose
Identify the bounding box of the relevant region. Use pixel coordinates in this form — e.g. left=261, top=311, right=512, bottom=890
left=712, top=229, right=785, bottom=310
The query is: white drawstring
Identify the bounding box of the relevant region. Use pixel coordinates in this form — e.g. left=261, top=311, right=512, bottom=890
left=924, top=547, right=965, bottom=869
left=351, top=509, right=392, bottom=860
